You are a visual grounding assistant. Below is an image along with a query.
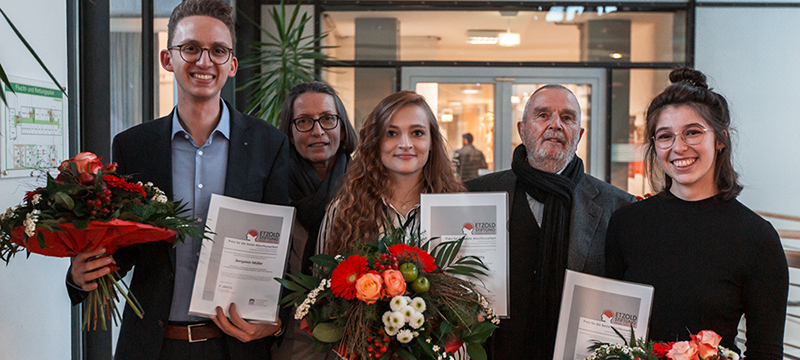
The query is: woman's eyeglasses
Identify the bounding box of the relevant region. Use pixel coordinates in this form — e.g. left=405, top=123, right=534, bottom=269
left=292, top=115, right=341, bottom=132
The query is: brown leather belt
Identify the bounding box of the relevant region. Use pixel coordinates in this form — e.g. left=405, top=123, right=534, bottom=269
left=164, top=322, right=224, bottom=343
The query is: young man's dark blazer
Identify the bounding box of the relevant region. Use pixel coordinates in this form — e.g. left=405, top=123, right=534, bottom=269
left=67, top=101, right=290, bottom=360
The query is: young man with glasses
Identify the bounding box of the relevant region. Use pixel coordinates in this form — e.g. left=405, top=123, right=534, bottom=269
left=66, top=0, right=289, bottom=359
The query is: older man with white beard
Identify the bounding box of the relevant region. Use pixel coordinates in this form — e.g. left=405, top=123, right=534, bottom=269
left=465, top=84, right=636, bottom=360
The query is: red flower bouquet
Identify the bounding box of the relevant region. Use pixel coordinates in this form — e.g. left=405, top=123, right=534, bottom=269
left=0, top=152, right=208, bottom=330
left=277, top=228, right=499, bottom=360
left=585, top=329, right=740, bottom=360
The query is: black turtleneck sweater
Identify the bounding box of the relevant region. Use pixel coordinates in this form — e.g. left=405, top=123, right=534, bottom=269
left=605, top=192, right=788, bottom=360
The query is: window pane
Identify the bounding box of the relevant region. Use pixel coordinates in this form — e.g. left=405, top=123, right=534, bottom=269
left=609, top=69, right=671, bottom=196
left=322, top=67, right=396, bottom=131
left=322, top=9, right=685, bottom=63
left=414, top=82, right=495, bottom=181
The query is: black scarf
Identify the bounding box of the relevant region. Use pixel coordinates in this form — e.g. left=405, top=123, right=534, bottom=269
left=289, top=148, right=350, bottom=274
left=510, top=144, right=584, bottom=348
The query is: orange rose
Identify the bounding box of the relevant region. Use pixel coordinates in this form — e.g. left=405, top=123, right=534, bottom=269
left=355, top=272, right=383, bottom=304
left=72, top=152, right=102, bottom=174
left=382, top=270, right=407, bottom=297
left=666, top=341, right=699, bottom=360
left=692, top=331, right=721, bottom=359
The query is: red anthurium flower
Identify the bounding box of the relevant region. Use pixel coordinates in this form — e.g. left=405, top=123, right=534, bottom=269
left=653, top=342, right=674, bottom=358
left=387, top=243, right=436, bottom=272
left=330, top=255, right=368, bottom=300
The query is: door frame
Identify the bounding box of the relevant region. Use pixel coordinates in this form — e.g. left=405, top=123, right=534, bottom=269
left=401, top=67, right=607, bottom=180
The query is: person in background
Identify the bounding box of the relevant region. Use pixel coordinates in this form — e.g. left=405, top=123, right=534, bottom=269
left=319, top=90, right=464, bottom=256
left=454, top=132, right=488, bottom=182
left=66, top=0, right=289, bottom=359
left=466, top=84, right=635, bottom=359
left=605, top=68, right=788, bottom=359
left=273, top=82, right=357, bottom=360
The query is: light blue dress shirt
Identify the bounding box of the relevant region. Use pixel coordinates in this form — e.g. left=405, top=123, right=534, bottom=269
left=168, top=101, right=230, bottom=322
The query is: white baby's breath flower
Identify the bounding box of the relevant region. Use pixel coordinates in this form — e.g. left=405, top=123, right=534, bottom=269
left=432, top=345, right=440, bottom=352
left=390, top=296, right=408, bottom=312
left=396, top=329, right=413, bottom=344
left=410, top=297, right=426, bottom=312
left=389, top=311, right=406, bottom=327
left=384, top=325, right=399, bottom=336
left=408, top=311, right=425, bottom=329
left=31, top=194, right=41, bottom=205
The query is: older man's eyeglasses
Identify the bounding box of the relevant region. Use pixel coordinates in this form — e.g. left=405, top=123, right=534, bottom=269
left=653, top=125, right=713, bottom=149
left=168, top=43, right=233, bottom=65
left=293, top=115, right=341, bottom=132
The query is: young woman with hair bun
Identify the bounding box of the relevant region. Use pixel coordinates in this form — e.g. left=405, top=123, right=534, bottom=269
left=605, top=68, right=788, bottom=359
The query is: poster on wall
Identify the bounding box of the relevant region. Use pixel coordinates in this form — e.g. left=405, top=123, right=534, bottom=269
left=1, top=76, right=67, bottom=178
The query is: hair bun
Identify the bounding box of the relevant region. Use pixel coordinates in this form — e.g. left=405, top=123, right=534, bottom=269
left=669, top=68, right=709, bottom=89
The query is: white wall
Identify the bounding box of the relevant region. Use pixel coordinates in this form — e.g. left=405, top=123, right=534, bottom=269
left=695, top=7, right=800, bottom=220
left=0, top=0, right=73, bottom=359
left=695, top=7, right=800, bottom=356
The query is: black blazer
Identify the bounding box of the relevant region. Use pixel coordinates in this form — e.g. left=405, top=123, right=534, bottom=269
left=68, top=101, right=290, bottom=360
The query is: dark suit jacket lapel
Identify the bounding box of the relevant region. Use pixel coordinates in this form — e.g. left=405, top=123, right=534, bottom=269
left=224, top=101, right=249, bottom=199
left=147, top=113, right=176, bottom=267
left=567, top=178, right=602, bottom=271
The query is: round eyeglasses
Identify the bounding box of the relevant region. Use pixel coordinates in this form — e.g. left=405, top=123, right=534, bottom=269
left=168, top=43, right=233, bottom=65
left=653, top=125, right=714, bottom=149
left=292, top=115, right=341, bottom=132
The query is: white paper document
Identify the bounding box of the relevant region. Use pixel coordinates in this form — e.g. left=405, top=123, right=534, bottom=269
left=553, top=270, right=654, bottom=360
left=189, top=194, right=294, bottom=322
left=420, top=192, right=509, bottom=317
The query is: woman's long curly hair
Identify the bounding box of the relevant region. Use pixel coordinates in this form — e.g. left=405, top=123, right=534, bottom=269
left=644, top=68, right=742, bottom=199
left=325, top=90, right=465, bottom=254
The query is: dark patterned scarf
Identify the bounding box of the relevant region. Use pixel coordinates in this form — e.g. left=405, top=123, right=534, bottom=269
left=510, top=144, right=584, bottom=345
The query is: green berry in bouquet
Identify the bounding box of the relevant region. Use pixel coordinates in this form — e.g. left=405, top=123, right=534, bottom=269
left=276, top=227, right=500, bottom=360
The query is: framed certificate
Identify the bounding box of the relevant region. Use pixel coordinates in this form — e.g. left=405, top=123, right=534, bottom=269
left=189, top=194, right=295, bottom=322
left=420, top=192, right=509, bottom=317
left=553, top=270, right=654, bottom=360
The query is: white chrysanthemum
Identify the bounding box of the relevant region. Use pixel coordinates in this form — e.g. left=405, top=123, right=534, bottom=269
left=390, top=296, right=408, bottom=312
left=382, top=311, right=393, bottom=326
left=396, top=329, right=413, bottom=344
left=408, top=311, right=425, bottom=329
left=389, top=311, right=406, bottom=327
left=410, top=297, right=426, bottom=312
left=384, top=324, right=399, bottom=336
left=400, top=306, right=416, bottom=321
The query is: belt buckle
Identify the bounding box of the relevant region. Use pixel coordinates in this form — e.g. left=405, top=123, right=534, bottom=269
left=187, top=323, right=208, bottom=343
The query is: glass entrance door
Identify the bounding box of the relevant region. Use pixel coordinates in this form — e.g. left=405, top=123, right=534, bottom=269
left=402, top=67, right=607, bottom=180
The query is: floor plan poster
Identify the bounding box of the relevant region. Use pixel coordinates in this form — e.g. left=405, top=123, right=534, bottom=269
left=1, top=77, right=67, bottom=177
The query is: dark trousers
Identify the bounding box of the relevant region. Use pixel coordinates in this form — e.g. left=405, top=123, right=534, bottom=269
left=158, top=338, right=230, bottom=360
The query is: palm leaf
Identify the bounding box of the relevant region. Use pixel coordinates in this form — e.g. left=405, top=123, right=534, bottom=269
left=236, top=0, right=335, bottom=125
left=0, top=7, right=69, bottom=107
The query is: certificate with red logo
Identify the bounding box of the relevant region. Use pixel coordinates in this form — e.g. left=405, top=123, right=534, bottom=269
left=420, top=192, right=509, bottom=317
left=553, top=270, right=654, bottom=360
left=189, top=194, right=294, bottom=322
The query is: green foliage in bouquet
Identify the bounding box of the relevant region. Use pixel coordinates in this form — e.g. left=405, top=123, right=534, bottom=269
left=276, top=227, right=499, bottom=360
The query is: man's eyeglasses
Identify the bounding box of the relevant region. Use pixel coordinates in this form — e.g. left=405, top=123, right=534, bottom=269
left=168, top=43, right=233, bottom=65
left=653, top=125, right=714, bottom=149
left=292, top=115, right=341, bottom=132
